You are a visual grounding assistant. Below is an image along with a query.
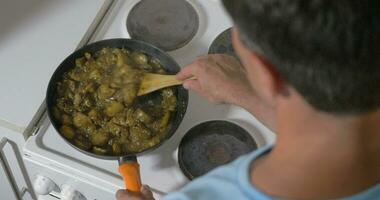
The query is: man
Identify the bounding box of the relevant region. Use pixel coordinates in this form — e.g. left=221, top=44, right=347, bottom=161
left=117, top=0, right=380, bottom=199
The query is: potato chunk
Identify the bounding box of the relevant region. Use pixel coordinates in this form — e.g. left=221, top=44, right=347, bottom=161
left=131, top=52, right=148, bottom=65
left=116, top=51, right=129, bottom=68
left=88, top=109, right=104, bottom=126
left=130, top=124, right=152, bottom=143
left=134, top=108, right=152, bottom=124
left=97, top=84, right=115, bottom=100
left=152, top=111, right=171, bottom=133
left=161, top=89, right=177, bottom=111
left=105, top=101, right=124, bottom=117
left=90, top=130, right=109, bottom=146
left=73, top=112, right=91, bottom=127
left=112, top=142, right=122, bottom=155
left=111, top=113, right=128, bottom=126
left=73, top=112, right=95, bottom=133
left=106, top=122, right=122, bottom=137
left=60, top=125, right=75, bottom=139
left=89, top=69, right=101, bottom=81
left=121, top=84, right=138, bottom=105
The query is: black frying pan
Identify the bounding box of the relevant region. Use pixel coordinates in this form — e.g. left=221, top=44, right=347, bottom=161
left=46, top=38, right=188, bottom=193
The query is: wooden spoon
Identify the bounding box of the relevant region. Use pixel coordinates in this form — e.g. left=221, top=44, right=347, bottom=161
left=137, top=73, right=196, bottom=96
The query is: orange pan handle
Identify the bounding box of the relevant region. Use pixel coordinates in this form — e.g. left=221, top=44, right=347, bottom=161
left=118, top=156, right=142, bottom=193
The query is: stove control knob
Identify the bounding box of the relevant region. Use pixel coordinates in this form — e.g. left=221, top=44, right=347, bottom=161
left=33, top=174, right=57, bottom=195
left=61, top=184, right=87, bottom=200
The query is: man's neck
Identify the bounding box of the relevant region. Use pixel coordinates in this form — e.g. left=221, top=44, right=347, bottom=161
left=251, top=94, right=380, bottom=199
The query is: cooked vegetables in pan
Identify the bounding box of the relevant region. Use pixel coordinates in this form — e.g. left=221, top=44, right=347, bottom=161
left=53, top=48, right=177, bottom=155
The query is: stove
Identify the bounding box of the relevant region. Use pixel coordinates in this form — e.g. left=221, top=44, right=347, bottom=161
left=23, top=1, right=276, bottom=199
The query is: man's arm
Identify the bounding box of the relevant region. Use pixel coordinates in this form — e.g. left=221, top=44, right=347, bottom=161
left=177, top=54, right=276, bottom=132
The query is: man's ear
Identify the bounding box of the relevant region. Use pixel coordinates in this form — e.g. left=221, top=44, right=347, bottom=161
left=231, top=28, right=288, bottom=107
left=249, top=51, right=286, bottom=106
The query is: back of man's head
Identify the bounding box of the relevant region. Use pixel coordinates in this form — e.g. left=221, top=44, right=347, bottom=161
left=222, top=0, right=380, bottom=114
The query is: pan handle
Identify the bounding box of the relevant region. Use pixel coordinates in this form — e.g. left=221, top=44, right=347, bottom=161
left=118, top=156, right=142, bottom=193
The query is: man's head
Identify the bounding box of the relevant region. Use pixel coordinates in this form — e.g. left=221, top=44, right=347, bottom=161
left=223, top=0, right=380, bottom=114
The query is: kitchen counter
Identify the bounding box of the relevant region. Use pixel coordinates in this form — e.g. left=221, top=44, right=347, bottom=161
left=0, top=0, right=106, bottom=134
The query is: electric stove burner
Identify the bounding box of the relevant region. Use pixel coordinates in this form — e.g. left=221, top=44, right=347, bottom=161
left=208, top=28, right=238, bottom=58
left=127, top=0, right=199, bottom=51
left=178, top=120, right=257, bottom=180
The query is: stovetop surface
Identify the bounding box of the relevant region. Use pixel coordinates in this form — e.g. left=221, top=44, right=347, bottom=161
left=24, top=0, right=276, bottom=197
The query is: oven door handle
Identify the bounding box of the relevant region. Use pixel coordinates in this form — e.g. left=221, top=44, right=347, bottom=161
left=0, top=138, right=38, bottom=200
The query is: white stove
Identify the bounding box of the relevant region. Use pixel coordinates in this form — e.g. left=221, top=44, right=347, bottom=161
left=23, top=0, right=276, bottom=199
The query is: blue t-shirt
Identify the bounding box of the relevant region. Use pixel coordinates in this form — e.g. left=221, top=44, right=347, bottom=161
left=164, top=145, right=380, bottom=200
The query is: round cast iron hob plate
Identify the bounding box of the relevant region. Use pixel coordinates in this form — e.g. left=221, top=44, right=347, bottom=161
left=208, top=27, right=239, bottom=59
left=178, top=120, right=257, bottom=180
left=127, top=0, right=199, bottom=51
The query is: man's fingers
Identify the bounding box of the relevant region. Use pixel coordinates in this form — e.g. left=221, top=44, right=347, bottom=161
left=115, top=189, right=142, bottom=200
left=141, top=185, right=154, bottom=199
left=183, top=79, right=201, bottom=92
left=116, top=190, right=130, bottom=199
left=116, top=186, right=155, bottom=200
left=176, top=62, right=198, bottom=80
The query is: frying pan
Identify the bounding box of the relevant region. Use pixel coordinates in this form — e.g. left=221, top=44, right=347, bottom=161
left=46, top=38, right=188, bottom=193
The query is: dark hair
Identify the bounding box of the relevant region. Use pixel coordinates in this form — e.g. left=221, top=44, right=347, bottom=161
left=222, top=0, right=380, bottom=114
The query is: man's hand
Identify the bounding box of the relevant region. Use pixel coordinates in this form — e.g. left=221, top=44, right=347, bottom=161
left=177, top=54, right=277, bottom=132
left=116, top=185, right=155, bottom=200
left=177, top=54, right=253, bottom=106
